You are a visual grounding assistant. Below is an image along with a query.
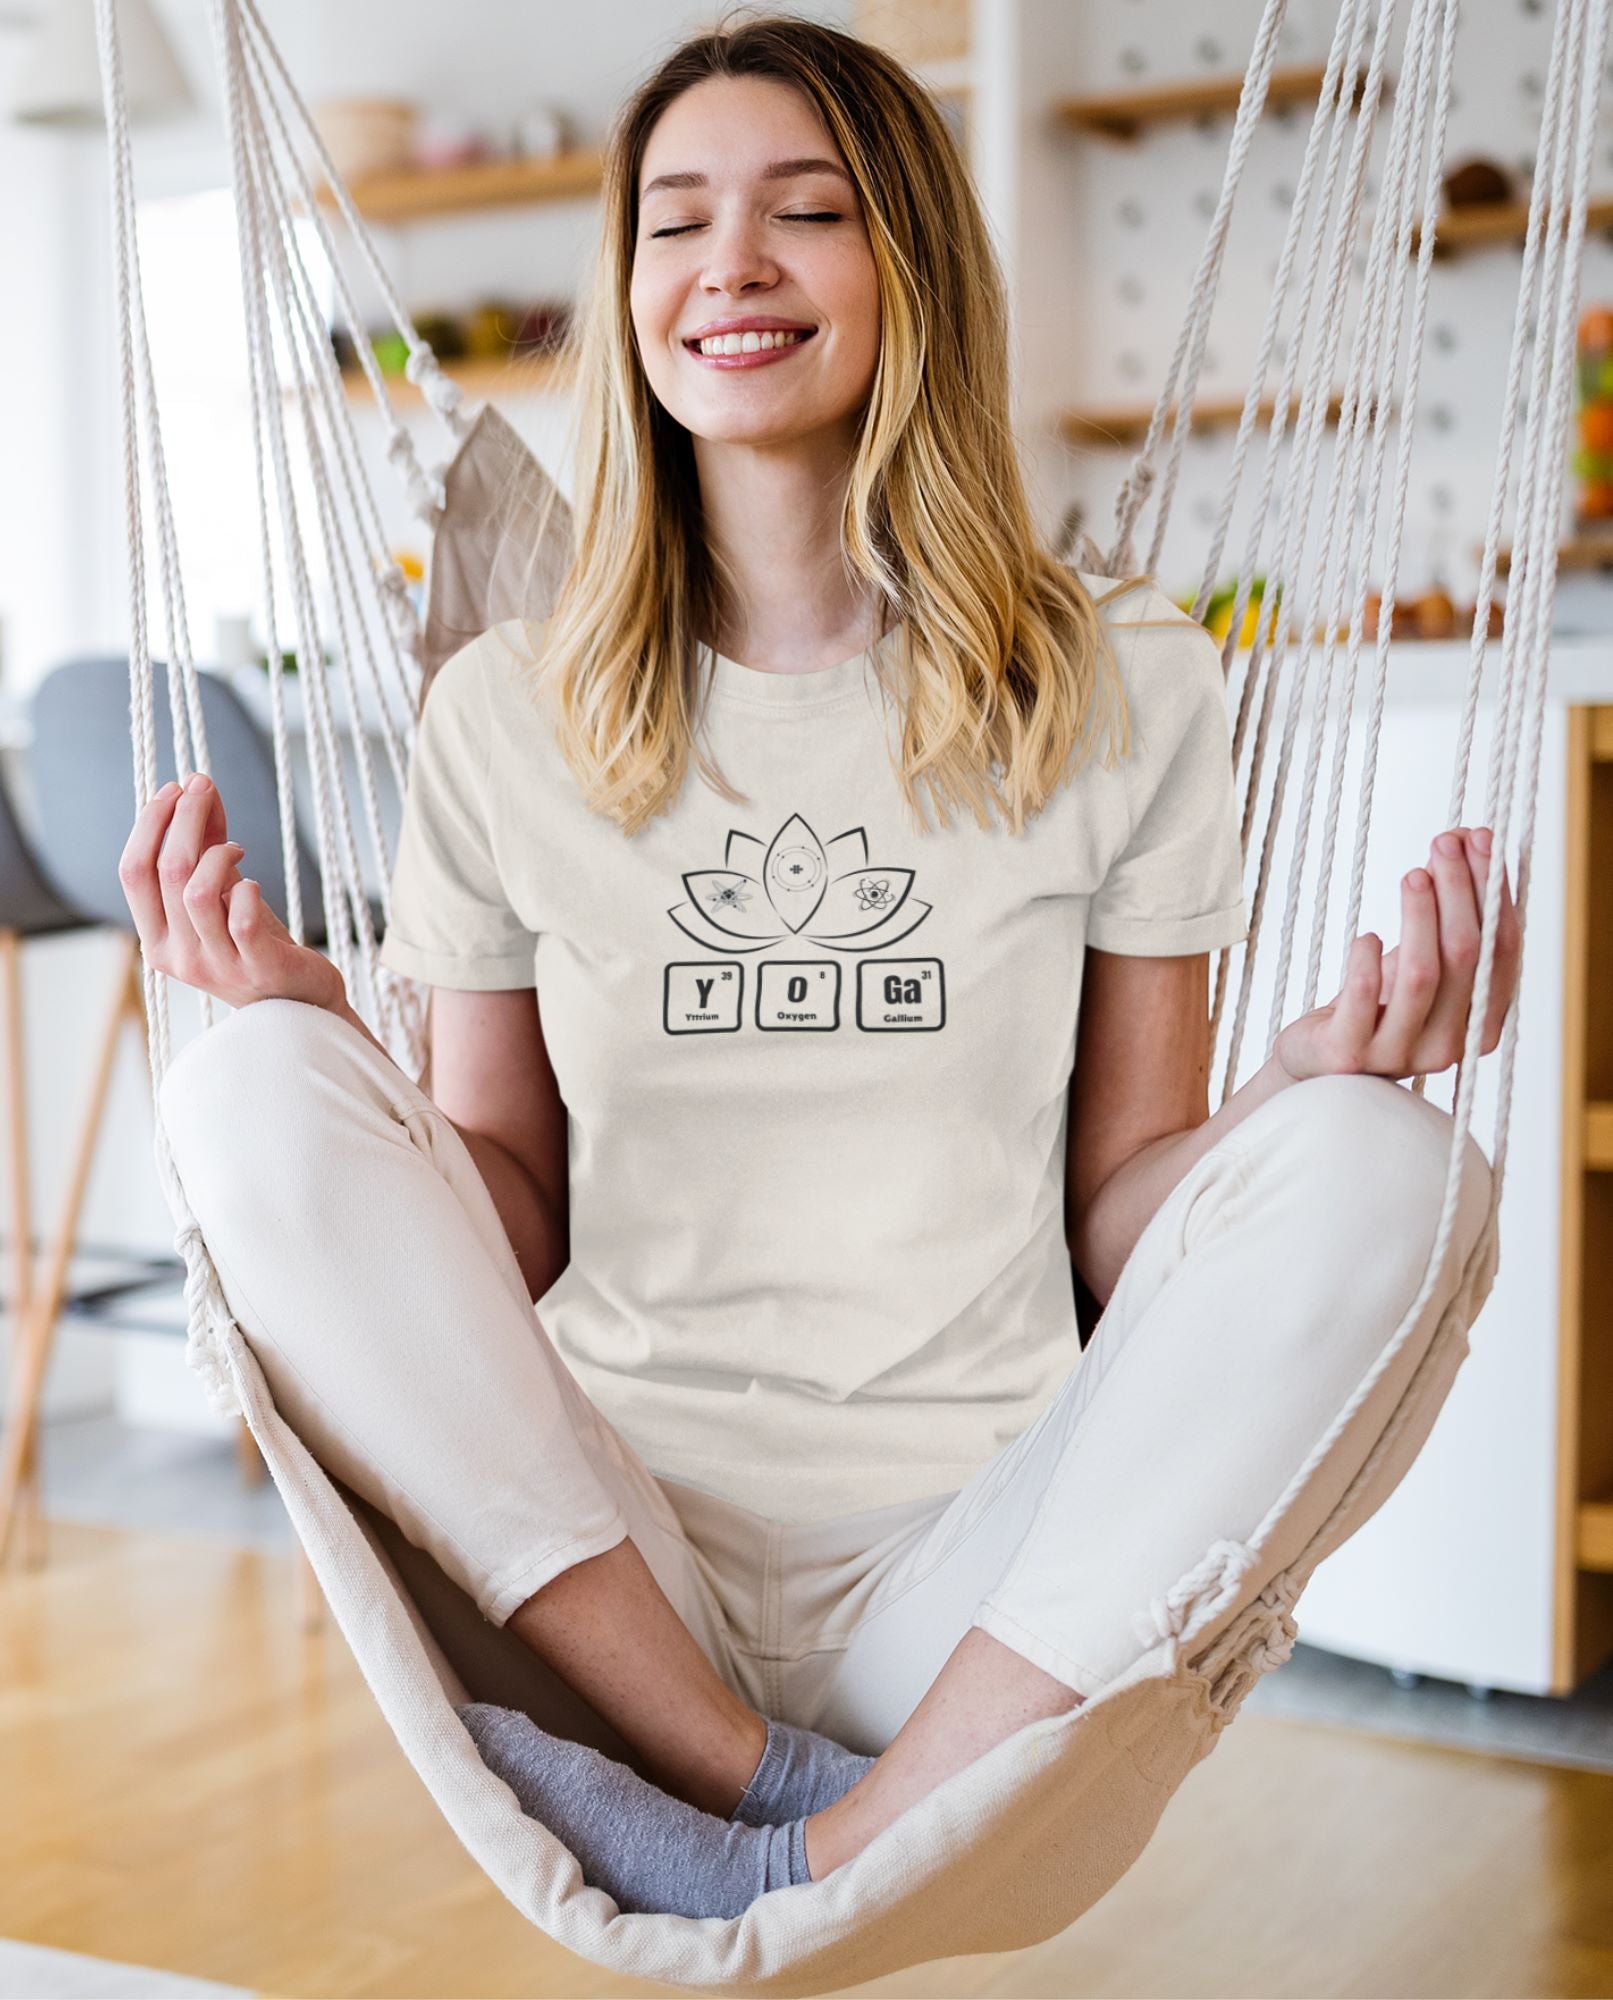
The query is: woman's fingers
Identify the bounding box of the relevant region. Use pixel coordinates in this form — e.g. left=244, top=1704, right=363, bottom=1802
left=154, top=790, right=210, bottom=957
left=1331, top=931, right=1384, bottom=1060
left=117, top=779, right=185, bottom=945
left=1460, top=828, right=1523, bottom=1052
left=181, top=840, right=245, bottom=962
left=1369, top=865, right=1442, bottom=1070
left=1416, top=828, right=1483, bottom=1068
left=1286, top=824, right=1525, bottom=1085
left=225, top=877, right=270, bottom=961
left=154, top=775, right=229, bottom=956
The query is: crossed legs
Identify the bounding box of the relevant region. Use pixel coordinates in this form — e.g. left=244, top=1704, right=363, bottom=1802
left=159, top=998, right=1490, bottom=1896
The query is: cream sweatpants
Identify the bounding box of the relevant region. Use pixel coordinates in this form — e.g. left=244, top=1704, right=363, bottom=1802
left=158, top=997, right=1492, bottom=1755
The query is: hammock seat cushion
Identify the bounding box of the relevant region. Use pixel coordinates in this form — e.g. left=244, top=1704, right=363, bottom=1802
left=212, top=1203, right=1497, bottom=1994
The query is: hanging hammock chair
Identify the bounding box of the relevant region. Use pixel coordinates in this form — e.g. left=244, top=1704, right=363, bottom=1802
left=49, top=0, right=1608, bottom=1985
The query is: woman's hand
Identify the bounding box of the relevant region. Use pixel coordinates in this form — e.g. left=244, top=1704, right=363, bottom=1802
left=1274, top=824, right=1522, bottom=1084
left=119, top=771, right=344, bottom=1013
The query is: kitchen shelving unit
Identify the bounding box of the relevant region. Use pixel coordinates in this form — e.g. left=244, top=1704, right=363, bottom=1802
left=1557, top=702, right=1613, bottom=1687
left=337, top=350, right=576, bottom=406
left=1056, top=63, right=1344, bottom=141
left=313, top=148, right=605, bottom=224
left=1411, top=192, right=1613, bottom=257
left=1058, top=392, right=1348, bottom=448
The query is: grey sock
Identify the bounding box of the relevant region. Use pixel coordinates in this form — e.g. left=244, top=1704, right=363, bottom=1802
left=731, top=1716, right=875, bottom=1828
left=457, top=1702, right=811, bottom=1917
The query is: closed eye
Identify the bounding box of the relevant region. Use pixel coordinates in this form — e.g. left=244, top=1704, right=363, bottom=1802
left=649, top=212, right=843, bottom=239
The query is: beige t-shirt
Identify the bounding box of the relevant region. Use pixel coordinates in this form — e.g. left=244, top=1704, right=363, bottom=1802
left=377, top=574, right=1248, bottom=1523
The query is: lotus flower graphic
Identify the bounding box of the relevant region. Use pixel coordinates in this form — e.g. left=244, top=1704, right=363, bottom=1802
left=668, top=814, right=932, bottom=954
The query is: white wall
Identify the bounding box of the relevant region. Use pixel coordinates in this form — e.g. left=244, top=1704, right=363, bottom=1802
left=0, top=28, right=82, bottom=695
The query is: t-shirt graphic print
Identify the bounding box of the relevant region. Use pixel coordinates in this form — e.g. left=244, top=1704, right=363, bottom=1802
left=665, top=810, right=943, bottom=1036
left=378, top=576, right=1247, bottom=1523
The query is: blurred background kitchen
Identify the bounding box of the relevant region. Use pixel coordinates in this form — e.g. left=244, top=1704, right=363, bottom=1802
left=1, top=2, right=1611, bottom=1995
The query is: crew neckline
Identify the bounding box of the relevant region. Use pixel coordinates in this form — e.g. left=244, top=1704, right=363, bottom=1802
left=704, top=622, right=904, bottom=708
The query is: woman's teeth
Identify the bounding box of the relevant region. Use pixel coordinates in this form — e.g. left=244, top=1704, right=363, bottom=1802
left=692, top=328, right=811, bottom=356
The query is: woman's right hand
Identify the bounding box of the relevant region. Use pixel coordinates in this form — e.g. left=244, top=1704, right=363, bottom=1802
left=119, top=771, right=344, bottom=1013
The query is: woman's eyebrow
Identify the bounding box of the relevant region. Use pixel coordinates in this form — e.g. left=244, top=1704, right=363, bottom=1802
left=640, top=156, right=852, bottom=198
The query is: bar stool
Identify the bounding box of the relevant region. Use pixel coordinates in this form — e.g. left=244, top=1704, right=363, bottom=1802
left=0, top=659, right=326, bottom=1611
left=0, top=758, right=95, bottom=1563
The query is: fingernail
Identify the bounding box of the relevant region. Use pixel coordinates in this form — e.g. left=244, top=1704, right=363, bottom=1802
left=1435, top=831, right=1461, bottom=856
left=185, top=772, right=209, bottom=793
left=1406, top=868, right=1431, bottom=891
left=157, top=780, right=181, bottom=799
left=1474, top=827, right=1493, bottom=853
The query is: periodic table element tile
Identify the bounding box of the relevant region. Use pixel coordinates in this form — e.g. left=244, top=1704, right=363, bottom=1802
left=663, top=961, right=744, bottom=1034
left=756, top=958, right=842, bottom=1031
left=856, top=958, right=947, bottom=1031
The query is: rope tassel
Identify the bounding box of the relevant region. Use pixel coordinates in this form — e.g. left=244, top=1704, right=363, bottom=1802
left=1133, top=1537, right=1262, bottom=1651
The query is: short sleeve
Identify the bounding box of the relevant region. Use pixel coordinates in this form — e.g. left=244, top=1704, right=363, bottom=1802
left=1085, top=583, right=1249, bottom=956
left=376, top=635, right=539, bottom=990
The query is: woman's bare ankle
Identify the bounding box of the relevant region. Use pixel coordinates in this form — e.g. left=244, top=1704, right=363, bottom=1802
left=505, top=1540, right=768, bottom=1817
left=657, top=1698, right=767, bottom=1817
left=801, top=1786, right=872, bottom=1880
left=800, top=1630, right=1086, bottom=1880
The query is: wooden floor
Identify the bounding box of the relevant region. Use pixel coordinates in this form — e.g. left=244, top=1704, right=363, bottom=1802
left=3, top=1520, right=1612, bottom=2000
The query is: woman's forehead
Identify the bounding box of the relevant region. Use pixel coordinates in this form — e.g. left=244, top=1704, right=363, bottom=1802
left=639, top=79, right=842, bottom=191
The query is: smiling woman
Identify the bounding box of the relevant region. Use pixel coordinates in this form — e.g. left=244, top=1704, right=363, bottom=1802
left=119, top=0, right=1528, bottom=1977
left=528, top=26, right=1124, bottom=839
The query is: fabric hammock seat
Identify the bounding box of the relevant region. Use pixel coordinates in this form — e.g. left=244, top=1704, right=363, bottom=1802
left=197, top=1113, right=1495, bottom=1991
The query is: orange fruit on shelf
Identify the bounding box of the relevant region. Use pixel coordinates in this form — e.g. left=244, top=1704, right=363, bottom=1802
left=1409, top=589, right=1456, bottom=640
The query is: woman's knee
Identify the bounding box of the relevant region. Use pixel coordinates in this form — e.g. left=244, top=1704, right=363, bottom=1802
left=158, top=997, right=365, bottom=1189
left=1255, top=1071, right=1493, bottom=1271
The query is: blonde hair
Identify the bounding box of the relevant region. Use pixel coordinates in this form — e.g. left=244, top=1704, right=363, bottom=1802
left=523, top=6, right=1128, bottom=837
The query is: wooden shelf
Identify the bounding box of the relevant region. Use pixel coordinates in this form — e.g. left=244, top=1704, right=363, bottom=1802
left=1059, top=391, right=1347, bottom=448
left=1411, top=192, right=1613, bottom=256
left=1057, top=63, right=1343, bottom=140
left=1494, top=532, right=1613, bottom=576
left=314, top=149, right=605, bottom=224
left=1557, top=708, right=1613, bottom=1683
left=337, top=351, right=577, bottom=405
left=1578, top=1494, right=1613, bottom=1572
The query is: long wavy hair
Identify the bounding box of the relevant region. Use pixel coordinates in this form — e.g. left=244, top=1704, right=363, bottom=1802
left=522, top=6, right=1128, bottom=837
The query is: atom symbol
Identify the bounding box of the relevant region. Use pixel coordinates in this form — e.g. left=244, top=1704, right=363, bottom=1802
left=853, top=876, right=894, bottom=911
left=702, top=879, right=752, bottom=914
left=769, top=844, right=824, bottom=892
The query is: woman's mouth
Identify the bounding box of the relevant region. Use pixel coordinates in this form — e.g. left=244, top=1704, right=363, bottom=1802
left=683, top=327, right=817, bottom=369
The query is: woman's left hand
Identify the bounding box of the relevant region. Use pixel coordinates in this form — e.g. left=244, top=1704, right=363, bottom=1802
left=1274, top=825, right=1522, bottom=1084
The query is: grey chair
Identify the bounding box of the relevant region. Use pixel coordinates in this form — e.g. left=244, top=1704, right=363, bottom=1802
left=29, top=656, right=324, bottom=934
left=0, top=658, right=342, bottom=1567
